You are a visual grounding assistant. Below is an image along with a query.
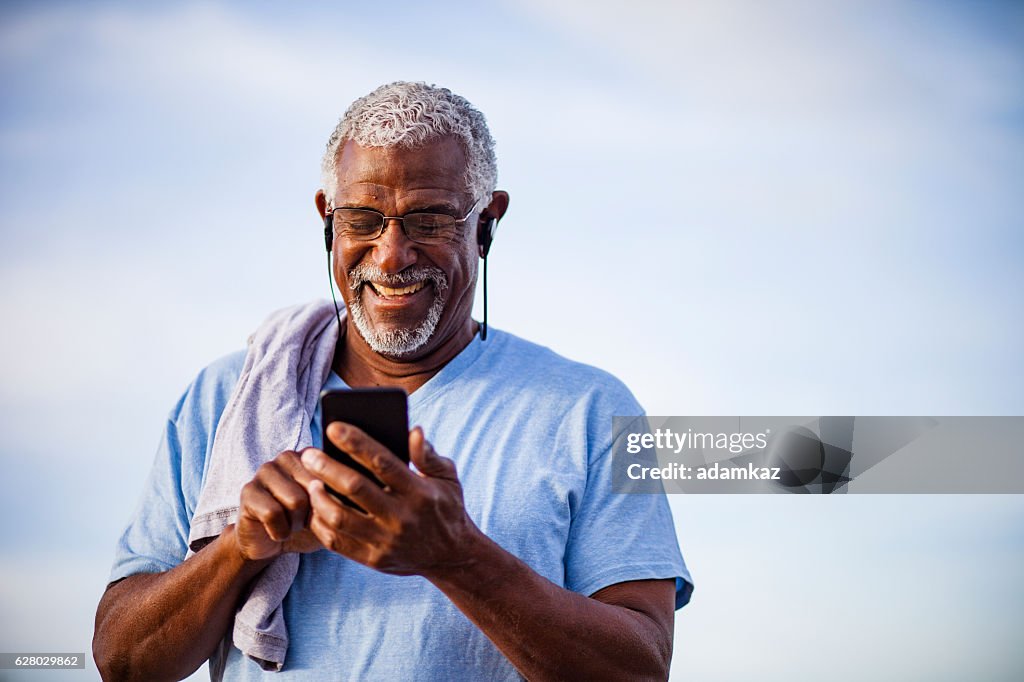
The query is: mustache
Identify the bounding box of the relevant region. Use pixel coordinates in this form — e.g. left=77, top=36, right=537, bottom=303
left=347, top=263, right=448, bottom=293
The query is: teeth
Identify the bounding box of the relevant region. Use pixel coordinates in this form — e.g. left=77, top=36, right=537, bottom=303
left=373, top=281, right=425, bottom=297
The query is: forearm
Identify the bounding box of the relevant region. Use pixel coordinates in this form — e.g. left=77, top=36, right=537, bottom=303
left=427, top=532, right=672, bottom=682
left=93, top=525, right=270, bottom=682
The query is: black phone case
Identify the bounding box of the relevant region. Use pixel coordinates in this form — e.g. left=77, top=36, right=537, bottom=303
left=320, top=388, right=409, bottom=510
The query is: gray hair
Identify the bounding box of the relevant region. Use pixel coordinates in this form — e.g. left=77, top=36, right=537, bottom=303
left=321, top=81, right=497, bottom=208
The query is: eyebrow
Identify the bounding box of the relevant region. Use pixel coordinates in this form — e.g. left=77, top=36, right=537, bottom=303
left=408, top=203, right=460, bottom=215
left=335, top=204, right=381, bottom=212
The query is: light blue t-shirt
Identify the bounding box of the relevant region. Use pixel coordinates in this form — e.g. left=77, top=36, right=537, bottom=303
left=110, top=328, right=692, bottom=680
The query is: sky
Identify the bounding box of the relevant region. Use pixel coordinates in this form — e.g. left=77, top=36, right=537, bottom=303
left=1, top=1, right=1022, bottom=680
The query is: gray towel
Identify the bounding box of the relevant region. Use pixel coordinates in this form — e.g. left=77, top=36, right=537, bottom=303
left=186, top=299, right=341, bottom=670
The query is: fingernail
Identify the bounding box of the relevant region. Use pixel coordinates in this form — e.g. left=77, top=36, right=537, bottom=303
left=302, top=449, right=321, bottom=471
left=332, top=422, right=349, bottom=439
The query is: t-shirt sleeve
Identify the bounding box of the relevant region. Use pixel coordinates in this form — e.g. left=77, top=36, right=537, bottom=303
left=107, top=351, right=244, bottom=584
left=563, top=396, right=694, bottom=610
left=107, top=409, right=194, bottom=582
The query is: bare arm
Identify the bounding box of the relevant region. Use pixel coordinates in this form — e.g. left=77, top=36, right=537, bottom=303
left=431, top=538, right=675, bottom=681
left=93, top=451, right=322, bottom=681
left=93, top=527, right=269, bottom=682
left=302, top=424, right=676, bottom=681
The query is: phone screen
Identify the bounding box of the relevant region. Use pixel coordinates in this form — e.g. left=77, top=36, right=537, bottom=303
left=319, top=388, right=409, bottom=509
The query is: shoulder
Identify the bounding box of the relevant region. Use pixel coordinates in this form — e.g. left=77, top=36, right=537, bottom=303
left=482, top=328, right=644, bottom=420
left=170, top=349, right=247, bottom=425
left=165, top=350, right=246, bottom=477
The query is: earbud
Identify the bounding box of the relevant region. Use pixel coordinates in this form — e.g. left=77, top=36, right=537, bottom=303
left=324, top=214, right=334, bottom=253
left=478, top=217, right=497, bottom=258
left=477, top=215, right=498, bottom=341
left=323, top=212, right=343, bottom=331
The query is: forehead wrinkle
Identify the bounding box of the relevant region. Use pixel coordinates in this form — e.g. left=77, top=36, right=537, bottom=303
left=334, top=138, right=469, bottom=197
left=335, top=188, right=462, bottom=215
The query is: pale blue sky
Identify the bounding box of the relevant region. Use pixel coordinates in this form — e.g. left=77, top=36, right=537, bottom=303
left=1, top=1, right=1022, bottom=680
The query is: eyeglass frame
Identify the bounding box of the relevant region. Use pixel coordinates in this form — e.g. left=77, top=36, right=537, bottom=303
left=328, top=199, right=480, bottom=245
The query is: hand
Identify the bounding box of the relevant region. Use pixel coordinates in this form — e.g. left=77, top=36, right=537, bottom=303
left=300, top=423, right=480, bottom=578
left=235, top=450, right=325, bottom=561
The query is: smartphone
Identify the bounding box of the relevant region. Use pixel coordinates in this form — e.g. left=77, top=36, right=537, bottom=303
left=320, top=388, right=409, bottom=510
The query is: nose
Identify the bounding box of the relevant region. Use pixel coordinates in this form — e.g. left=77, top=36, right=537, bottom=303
left=372, top=217, right=418, bottom=274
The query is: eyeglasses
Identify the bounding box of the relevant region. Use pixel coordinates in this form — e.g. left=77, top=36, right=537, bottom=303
left=330, top=200, right=479, bottom=245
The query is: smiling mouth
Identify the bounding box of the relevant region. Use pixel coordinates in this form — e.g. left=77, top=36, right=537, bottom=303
left=367, top=281, right=427, bottom=298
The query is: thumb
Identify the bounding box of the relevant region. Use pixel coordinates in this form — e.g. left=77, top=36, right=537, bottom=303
left=409, top=426, right=456, bottom=479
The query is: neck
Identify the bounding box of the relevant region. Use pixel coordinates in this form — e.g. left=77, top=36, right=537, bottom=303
left=334, top=318, right=479, bottom=394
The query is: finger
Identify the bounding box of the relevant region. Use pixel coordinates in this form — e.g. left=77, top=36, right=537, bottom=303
left=307, top=478, right=382, bottom=544
left=277, top=449, right=320, bottom=487
left=301, top=448, right=394, bottom=518
left=281, top=528, right=325, bottom=555
left=309, top=512, right=369, bottom=562
left=409, top=427, right=457, bottom=480
left=255, top=459, right=311, bottom=532
left=239, top=482, right=291, bottom=542
left=324, top=422, right=414, bottom=493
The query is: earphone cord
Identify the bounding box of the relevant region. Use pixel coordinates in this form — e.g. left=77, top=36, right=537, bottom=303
left=481, top=255, right=488, bottom=341
left=327, top=252, right=343, bottom=330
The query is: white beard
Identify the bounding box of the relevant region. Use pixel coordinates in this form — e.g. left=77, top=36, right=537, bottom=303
left=345, top=263, right=449, bottom=358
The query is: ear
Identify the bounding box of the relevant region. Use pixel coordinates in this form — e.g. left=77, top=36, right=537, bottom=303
left=317, top=190, right=335, bottom=253
left=315, top=189, right=329, bottom=218
left=477, top=190, right=510, bottom=258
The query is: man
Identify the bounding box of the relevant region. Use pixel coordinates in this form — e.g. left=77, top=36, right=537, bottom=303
left=94, top=82, right=692, bottom=681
